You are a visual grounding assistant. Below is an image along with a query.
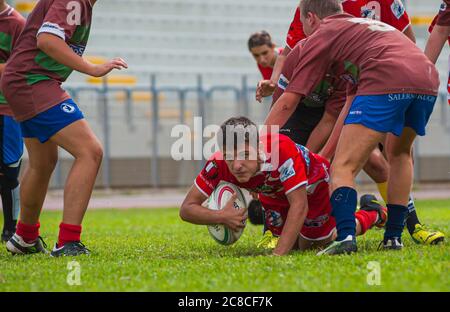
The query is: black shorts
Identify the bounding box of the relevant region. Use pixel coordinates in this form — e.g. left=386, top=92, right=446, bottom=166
left=279, top=104, right=325, bottom=145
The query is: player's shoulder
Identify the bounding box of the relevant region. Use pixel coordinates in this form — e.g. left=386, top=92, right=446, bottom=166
left=261, top=133, right=299, bottom=157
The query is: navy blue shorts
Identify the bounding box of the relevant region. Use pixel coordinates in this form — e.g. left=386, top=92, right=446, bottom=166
left=345, top=94, right=437, bottom=136
left=21, top=99, right=84, bottom=143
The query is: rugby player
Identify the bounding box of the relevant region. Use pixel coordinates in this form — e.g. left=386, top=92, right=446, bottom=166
left=180, top=117, right=386, bottom=256
left=0, top=1, right=25, bottom=242
left=247, top=31, right=284, bottom=226
left=1, top=0, right=127, bottom=256
left=264, top=0, right=439, bottom=254
left=425, top=0, right=450, bottom=100
left=248, top=31, right=283, bottom=81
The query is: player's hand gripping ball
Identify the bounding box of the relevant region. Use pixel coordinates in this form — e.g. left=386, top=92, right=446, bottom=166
left=207, top=182, right=247, bottom=245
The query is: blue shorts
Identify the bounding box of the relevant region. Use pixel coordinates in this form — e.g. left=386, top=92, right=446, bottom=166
left=345, top=94, right=437, bottom=136
left=0, top=115, right=23, bottom=167
left=21, top=99, right=84, bottom=143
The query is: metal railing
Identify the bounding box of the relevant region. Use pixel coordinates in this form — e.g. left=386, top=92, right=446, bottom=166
left=53, top=75, right=450, bottom=189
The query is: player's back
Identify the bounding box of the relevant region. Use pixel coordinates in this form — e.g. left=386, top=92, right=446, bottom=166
left=307, top=13, right=439, bottom=97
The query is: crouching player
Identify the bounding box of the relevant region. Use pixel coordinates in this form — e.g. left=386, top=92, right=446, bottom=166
left=180, top=117, right=386, bottom=255
left=1, top=0, right=127, bottom=256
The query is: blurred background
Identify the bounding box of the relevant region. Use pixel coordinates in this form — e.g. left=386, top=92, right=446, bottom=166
left=5, top=0, right=450, bottom=189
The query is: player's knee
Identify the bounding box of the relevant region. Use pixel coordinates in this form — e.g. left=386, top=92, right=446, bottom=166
left=83, top=141, right=103, bottom=165
left=331, top=159, right=358, bottom=178
left=33, top=154, right=58, bottom=174
left=363, top=159, right=389, bottom=182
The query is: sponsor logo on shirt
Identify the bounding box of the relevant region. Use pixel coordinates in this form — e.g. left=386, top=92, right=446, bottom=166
left=361, top=1, right=381, bottom=20
left=391, top=0, right=405, bottom=20
left=203, top=160, right=219, bottom=180
left=278, top=74, right=289, bottom=91
left=295, top=144, right=310, bottom=174
left=278, top=158, right=296, bottom=183
left=60, top=103, right=76, bottom=114
left=69, top=43, right=86, bottom=56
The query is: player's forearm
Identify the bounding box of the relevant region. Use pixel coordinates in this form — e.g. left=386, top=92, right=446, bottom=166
left=403, top=25, right=416, bottom=43
left=0, top=63, right=5, bottom=75
left=264, top=92, right=301, bottom=128
left=269, top=46, right=290, bottom=84
left=179, top=203, right=224, bottom=226
left=273, top=201, right=308, bottom=256
left=306, top=112, right=337, bottom=153
left=425, top=25, right=450, bottom=64
left=37, top=33, right=94, bottom=75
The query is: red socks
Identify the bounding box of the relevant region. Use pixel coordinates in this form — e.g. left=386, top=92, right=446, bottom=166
left=58, top=223, right=82, bottom=247
left=355, top=210, right=378, bottom=235
left=16, top=221, right=40, bottom=243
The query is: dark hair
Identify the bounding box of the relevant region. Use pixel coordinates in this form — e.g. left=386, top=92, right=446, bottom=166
left=248, top=31, right=274, bottom=51
left=218, top=117, right=259, bottom=152
left=300, top=0, right=342, bottom=19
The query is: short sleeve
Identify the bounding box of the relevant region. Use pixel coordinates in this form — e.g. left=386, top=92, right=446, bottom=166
left=37, top=0, right=84, bottom=40
left=284, top=34, right=332, bottom=97
left=436, top=0, right=450, bottom=26
left=286, top=7, right=307, bottom=50
left=276, top=137, right=308, bottom=195
left=194, top=156, right=225, bottom=197
left=381, top=0, right=411, bottom=32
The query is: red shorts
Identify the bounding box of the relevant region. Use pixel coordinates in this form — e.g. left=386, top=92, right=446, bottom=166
left=259, top=180, right=336, bottom=241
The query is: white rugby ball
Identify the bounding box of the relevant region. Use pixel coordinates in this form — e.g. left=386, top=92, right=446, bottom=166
left=207, top=182, right=247, bottom=245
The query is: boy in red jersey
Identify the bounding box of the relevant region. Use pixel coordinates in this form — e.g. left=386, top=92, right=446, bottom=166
left=248, top=31, right=284, bottom=81
left=0, top=1, right=25, bottom=242
left=180, top=117, right=386, bottom=256
left=264, top=0, right=439, bottom=254
left=1, top=0, right=127, bottom=257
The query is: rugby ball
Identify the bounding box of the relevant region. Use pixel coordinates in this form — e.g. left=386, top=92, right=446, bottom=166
left=207, top=182, right=247, bottom=245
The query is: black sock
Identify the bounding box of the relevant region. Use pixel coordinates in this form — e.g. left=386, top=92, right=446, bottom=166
left=1, top=179, right=19, bottom=233
left=406, top=197, right=420, bottom=235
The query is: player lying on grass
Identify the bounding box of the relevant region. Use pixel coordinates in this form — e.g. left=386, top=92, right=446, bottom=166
left=264, top=0, right=439, bottom=254
left=1, top=0, right=127, bottom=257
left=180, top=117, right=387, bottom=256
left=253, top=0, right=444, bottom=245
left=0, top=1, right=25, bottom=243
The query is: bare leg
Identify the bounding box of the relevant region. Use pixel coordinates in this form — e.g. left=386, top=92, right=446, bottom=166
left=19, top=139, right=58, bottom=224
left=363, top=148, right=389, bottom=184
left=50, top=119, right=103, bottom=225
left=330, top=124, right=386, bottom=192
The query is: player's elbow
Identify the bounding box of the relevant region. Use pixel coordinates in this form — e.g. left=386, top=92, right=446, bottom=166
left=179, top=205, right=188, bottom=221
left=179, top=203, right=193, bottom=222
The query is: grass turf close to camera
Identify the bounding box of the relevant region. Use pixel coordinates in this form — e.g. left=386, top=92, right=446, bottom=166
left=0, top=199, right=449, bottom=291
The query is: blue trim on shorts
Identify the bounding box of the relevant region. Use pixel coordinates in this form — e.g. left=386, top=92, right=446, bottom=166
left=2, top=115, right=23, bottom=165
left=344, top=94, right=437, bottom=136
left=20, top=99, right=84, bottom=143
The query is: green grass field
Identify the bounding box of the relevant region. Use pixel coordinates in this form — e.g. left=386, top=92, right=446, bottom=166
left=0, top=199, right=449, bottom=292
